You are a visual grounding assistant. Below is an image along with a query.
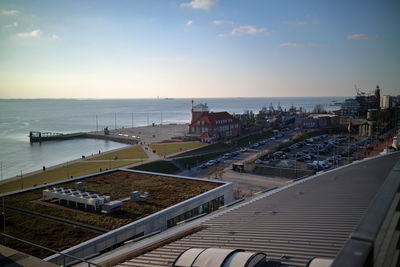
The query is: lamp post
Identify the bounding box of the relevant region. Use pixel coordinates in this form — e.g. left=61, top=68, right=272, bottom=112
left=2, top=197, right=5, bottom=235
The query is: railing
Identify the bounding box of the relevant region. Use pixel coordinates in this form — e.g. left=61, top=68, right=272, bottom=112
left=331, top=154, right=400, bottom=267
left=0, top=233, right=103, bottom=267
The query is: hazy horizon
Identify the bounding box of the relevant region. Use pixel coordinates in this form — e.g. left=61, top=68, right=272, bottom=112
left=1, top=0, right=399, bottom=98
left=0, top=96, right=352, bottom=100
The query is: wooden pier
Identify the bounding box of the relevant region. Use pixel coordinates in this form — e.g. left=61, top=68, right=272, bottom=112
left=29, top=131, right=85, bottom=143
left=29, top=131, right=139, bottom=145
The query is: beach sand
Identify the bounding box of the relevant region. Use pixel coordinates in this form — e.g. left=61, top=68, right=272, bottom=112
left=106, top=123, right=189, bottom=144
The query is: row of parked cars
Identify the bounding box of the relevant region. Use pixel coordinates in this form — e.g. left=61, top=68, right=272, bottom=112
left=257, top=134, right=374, bottom=172
left=249, top=132, right=287, bottom=149
left=304, top=136, right=373, bottom=171
left=198, top=128, right=295, bottom=170
left=199, top=151, right=241, bottom=169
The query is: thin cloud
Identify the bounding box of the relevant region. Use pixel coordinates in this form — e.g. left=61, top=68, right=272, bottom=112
left=231, top=25, right=267, bottom=36
left=347, top=33, right=371, bottom=40
left=186, top=20, right=193, bottom=26
left=16, top=29, right=42, bottom=38
left=284, top=20, right=318, bottom=26
left=280, top=42, right=302, bottom=48
left=0, top=9, right=20, bottom=16
left=181, top=0, right=216, bottom=10
left=50, top=34, right=60, bottom=40
left=280, top=42, right=325, bottom=48
left=4, top=22, right=18, bottom=29
left=213, top=20, right=233, bottom=25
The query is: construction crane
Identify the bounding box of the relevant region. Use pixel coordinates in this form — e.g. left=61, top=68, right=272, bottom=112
left=354, top=84, right=371, bottom=96
left=354, top=84, right=364, bottom=96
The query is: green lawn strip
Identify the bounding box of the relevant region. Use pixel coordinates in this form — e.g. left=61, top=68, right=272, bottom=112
left=233, top=129, right=274, bottom=147
left=171, top=143, right=230, bottom=158
left=174, top=152, right=226, bottom=169
left=0, top=160, right=141, bottom=194
left=148, top=142, right=207, bottom=156
left=1, top=208, right=99, bottom=258
left=87, top=145, right=148, bottom=160
left=131, top=160, right=180, bottom=174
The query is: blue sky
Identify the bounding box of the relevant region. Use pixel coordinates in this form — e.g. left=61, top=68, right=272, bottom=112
left=0, top=0, right=399, bottom=98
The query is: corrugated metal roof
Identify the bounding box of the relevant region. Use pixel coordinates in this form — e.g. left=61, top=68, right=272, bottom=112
left=115, top=153, right=400, bottom=267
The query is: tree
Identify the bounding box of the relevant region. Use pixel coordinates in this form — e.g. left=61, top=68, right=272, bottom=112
left=312, top=104, right=326, bottom=114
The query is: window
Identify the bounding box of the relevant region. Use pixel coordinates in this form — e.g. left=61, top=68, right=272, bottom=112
left=167, top=196, right=224, bottom=228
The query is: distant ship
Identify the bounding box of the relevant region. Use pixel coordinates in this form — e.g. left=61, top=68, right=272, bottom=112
left=164, top=98, right=174, bottom=100
left=329, top=100, right=342, bottom=106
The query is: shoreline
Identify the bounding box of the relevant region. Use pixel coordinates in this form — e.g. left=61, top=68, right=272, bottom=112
left=0, top=123, right=188, bottom=186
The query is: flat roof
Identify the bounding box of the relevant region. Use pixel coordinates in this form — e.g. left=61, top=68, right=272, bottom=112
left=112, top=152, right=400, bottom=267
left=0, top=169, right=226, bottom=260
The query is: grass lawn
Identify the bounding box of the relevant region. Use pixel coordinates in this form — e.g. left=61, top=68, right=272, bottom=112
left=87, top=145, right=148, bottom=160
left=174, top=152, right=226, bottom=169
left=234, top=130, right=274, bottom=147
left=132, top=160, right=180, bottom=174
left=149, top=142, right=207, bottom=156
left=0, top=160, right=141, bottom=194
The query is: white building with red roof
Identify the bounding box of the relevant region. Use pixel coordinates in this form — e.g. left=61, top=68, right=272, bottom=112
left=188, top=103, right=240, bottom=142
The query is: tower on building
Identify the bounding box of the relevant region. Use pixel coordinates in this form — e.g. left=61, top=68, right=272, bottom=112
left=191, top=103, right=209, bottom=123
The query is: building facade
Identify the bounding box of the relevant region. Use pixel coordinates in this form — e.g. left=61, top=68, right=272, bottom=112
left=188, top=104, right=240, bottom=142
left=381, top=95, right=393, bottom=109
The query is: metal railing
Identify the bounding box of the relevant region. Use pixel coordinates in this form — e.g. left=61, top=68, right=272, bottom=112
left=0, top=233, right=103, bottom=267
left=331, top=153, right=400, bottom=267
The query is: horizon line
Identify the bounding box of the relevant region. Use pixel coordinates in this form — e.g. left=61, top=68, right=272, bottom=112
left=0, top=96, right=352, bottom=100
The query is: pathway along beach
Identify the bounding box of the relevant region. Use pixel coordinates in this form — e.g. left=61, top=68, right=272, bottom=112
left=0, top=124, right=189, bottom=190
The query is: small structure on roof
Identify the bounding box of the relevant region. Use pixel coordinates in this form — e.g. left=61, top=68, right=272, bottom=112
left=173, top=248, right=267, bottom=267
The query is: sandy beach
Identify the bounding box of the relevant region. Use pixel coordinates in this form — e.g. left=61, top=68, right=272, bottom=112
left=98, top=123, right=189, bottom=144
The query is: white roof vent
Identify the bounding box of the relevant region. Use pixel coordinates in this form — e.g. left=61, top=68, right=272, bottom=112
left=306, top=258, right=333, bottom=267
left=173, top=248, right=266, bottom=267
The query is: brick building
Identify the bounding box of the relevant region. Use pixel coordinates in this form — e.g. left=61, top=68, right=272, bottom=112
left=188, top=104, right=240, bottom=142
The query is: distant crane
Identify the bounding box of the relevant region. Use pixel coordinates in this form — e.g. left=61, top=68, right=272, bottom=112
left=354, top=84, right=365, bottom=96
left=354, top=84, right=372, bottom=97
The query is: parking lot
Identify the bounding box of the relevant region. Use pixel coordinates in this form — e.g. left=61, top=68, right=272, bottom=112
left=193, top=128, right=296, bottom=176
left=256, top=134, right=376, bottom=172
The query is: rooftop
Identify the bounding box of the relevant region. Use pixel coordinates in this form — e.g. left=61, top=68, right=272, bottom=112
left=190, top=112, right=238, bottom=126
left=0, top=169, right=223, bottom=259
left=99, top=152, right=400, bottom=267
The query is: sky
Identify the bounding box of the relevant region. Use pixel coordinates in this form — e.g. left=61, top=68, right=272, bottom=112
left=0, top=0, right=399, bottom=98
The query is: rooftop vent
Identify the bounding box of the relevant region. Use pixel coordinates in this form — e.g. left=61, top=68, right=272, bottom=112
left=131, top=191, right=140, bottom=201
left=306, top=258, right=333, bottom=267
left=173, top=248, right=266, bottom=267
left=76, top=181, right=85, bottom=191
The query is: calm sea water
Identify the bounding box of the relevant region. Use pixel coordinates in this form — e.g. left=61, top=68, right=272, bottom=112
left=0, top=97, right=345, bottom=181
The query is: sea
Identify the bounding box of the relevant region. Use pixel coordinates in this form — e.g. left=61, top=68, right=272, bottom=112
left=0, top=97, right=346, bottom=181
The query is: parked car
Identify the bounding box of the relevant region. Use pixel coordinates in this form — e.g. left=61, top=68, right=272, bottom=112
left=232, top=151, right=240, bottom=156
left=250, top=143, right=260, bottom=148
left=223, top=153, right=232, bottom=159
left=206, top=160, right=216, bottom=166
left=199, top=163, right=208, bottom=169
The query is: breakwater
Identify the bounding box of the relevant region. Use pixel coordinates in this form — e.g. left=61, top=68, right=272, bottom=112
left=29, top=131, right=139, bottom=145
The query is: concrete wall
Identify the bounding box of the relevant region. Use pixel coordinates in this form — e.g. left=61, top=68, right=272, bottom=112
left=253, top=165, right=314, bottom=179
left=43, top=169, right=233, bottom=265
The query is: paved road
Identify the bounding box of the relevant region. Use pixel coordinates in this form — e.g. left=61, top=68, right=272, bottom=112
left=177, top=131, right=297, bottom=197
